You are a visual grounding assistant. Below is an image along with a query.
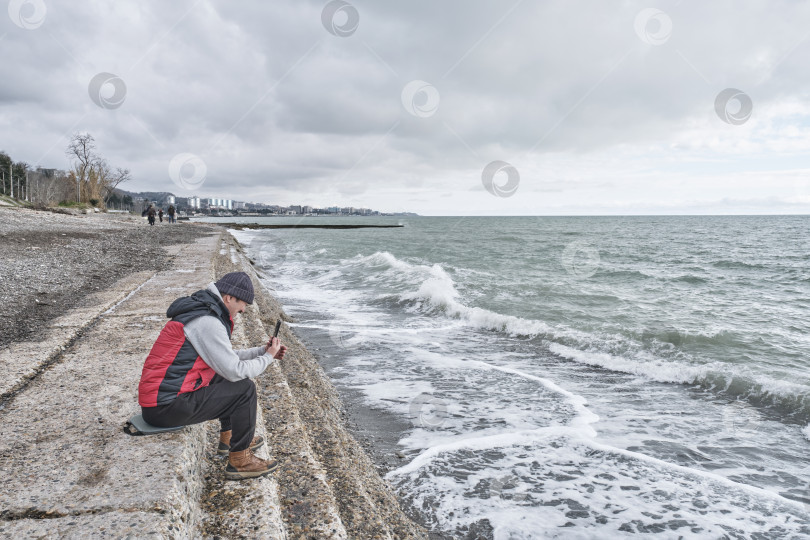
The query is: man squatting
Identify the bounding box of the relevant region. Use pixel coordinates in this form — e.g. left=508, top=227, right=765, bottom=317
left=137, top=272, right=287, bottom=480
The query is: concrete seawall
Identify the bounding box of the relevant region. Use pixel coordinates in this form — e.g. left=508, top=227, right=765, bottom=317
left=0, top=219, right=426, bottom=538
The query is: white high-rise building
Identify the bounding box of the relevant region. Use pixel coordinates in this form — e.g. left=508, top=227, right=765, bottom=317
left=207, top=198, right=234, bottom=210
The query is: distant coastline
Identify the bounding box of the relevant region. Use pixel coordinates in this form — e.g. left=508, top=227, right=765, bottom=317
left=218, top=223, right=405, bottom=229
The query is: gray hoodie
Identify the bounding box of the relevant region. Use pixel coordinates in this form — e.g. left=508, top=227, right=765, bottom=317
left=183, top=283, right=275, bottom=382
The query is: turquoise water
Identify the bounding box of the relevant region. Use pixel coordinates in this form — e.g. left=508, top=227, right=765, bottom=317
left=212, top=215, right=809, bottom=538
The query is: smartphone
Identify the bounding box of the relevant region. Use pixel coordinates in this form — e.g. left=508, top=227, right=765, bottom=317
left=273, top=320, right=282, bottom=338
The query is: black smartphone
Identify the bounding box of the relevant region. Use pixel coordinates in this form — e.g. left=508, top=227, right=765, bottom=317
left=273, top=320, right=282, bottom=338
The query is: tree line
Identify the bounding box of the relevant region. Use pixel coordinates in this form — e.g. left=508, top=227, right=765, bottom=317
left=1, top=132, right=131, bottom=208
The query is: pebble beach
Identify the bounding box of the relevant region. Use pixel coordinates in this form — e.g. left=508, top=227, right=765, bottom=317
left=0, top=208, right=211, bottom=348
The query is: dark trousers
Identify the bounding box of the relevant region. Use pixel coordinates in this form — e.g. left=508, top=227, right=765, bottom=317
left=142, top=376, right=257, bottom=452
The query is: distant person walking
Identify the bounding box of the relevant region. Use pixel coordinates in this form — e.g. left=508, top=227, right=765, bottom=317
left=167, top=205, right=176, bottom=224
left=147, top=205, right=156, bottom=226
left=158, top=208, right=164, bottom=223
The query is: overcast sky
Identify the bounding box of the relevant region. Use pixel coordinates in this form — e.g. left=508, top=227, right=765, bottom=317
left=2, top=1, right=809, bottom=215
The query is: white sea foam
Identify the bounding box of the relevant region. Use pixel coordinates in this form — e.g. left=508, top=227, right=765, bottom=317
left=387, top=427, right=581, bottom=478
left=385, top=360, right=804, bottom=516
left=389, top=435, right=810, bottom=538
left=548, top=342, right=710, bottom=384
left=461, top=358, right=599, bottom=433
left=353, top=251, right=555, bottom=336
left=548, top=342, right=810, bottom=418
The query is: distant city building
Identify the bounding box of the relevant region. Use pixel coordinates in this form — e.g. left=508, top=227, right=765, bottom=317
left=149, top=191, right=395, bottom=217
left=207, top=198, right=233, bottom=210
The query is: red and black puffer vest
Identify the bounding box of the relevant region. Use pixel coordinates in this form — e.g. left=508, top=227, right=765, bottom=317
left=138, top=289, right=233, bottom=407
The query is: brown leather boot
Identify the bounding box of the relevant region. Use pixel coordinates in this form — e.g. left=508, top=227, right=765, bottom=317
left=217, top=430, right=265, bottom=456
left=225, top=449, right=278, bottom=480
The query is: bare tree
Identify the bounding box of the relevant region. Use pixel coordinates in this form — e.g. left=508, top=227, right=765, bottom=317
left=65, top=132, right=97, bottom=203
left=64, top=132, right=130, bottom=207
left=103, top=167, right=131, bottom=204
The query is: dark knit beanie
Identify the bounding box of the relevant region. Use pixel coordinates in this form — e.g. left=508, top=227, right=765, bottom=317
left=215, top=272, right=254, bottom=304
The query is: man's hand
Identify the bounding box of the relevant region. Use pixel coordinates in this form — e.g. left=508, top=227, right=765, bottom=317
left=265, top=337, right=288, bottom=360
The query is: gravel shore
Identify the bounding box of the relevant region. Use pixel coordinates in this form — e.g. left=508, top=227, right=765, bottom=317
left=0, top=207, right=214, bottom=348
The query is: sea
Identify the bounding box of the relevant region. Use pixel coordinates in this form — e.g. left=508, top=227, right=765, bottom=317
left=214, top=215, right=809, bottom=539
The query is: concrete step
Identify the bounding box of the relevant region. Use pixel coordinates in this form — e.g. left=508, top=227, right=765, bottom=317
left=198, top=407, right=288, bottom=538
left=200, top=233, right=348, bottom=539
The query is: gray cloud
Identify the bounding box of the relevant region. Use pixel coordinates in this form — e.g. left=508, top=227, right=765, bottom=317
left=2, top=0, right=809, bottom=214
